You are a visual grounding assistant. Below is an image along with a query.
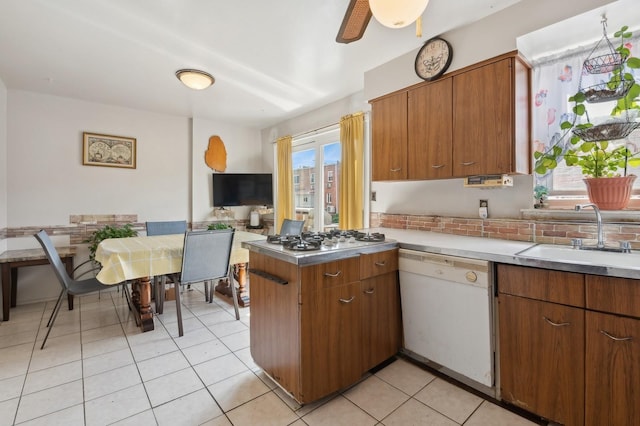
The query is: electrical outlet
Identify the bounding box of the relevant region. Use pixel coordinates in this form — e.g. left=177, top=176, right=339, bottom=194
left=479, top=199, right=488, bottom=219
left=371, top=191, right=377, bottom=202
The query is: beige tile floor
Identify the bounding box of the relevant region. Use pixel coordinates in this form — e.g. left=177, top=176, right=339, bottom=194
left=0, top=285, right=542, bottom=426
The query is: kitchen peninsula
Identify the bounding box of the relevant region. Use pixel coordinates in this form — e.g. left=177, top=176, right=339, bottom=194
left=244, top=231, right=400, bottom=404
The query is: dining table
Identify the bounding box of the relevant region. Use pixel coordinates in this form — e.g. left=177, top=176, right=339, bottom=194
left=95, top=230, right=266, bottom=332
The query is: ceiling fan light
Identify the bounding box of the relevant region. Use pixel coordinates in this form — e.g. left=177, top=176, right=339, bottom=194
left=175, top=69, right=215, bottom=90
left=369, top=0, right=429, bottom=29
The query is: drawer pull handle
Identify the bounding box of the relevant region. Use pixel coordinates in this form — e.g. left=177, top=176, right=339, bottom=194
left=364, top=288, right=375, bottom=294
left=431, top=164, right=445, bottom=169
left=339, top=296, right=355, bottom=304
left=374, top=261, right=386, bottom=267
left=248, top=269, right=288, bottom=285
left=600, top=330, right=633, bottom=342
left=390, top=167, right=402, bottom=172
left=461, top=161, right=476, bottom=166
left=543, top=316, right=570, bottom=327
left=324, top=270, right=342, bottom=278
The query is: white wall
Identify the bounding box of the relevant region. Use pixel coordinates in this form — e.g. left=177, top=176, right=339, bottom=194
left=192, top=117, right=266, bottom=223
left=7, top=90, right=191, bottom=228
left=364, top=0, right=614, bottom=101
left=0, top=77, right=7, bottom=253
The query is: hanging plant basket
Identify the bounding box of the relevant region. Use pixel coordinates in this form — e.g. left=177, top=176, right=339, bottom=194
left=583, top=80, right=634, bottom=103
left=572, top=121, right=640, bottom=142
left=583, top=53, right=623, bottom=74
left=583, top=175, right=636, bottom=210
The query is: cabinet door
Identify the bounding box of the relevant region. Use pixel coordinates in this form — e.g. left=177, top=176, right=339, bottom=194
left=300, top=281, right=362, bottom=403
left=408, top=78, right=453, bottom=179
left=248, top=253, right=301, bottom=399
left=371, top=91, right=408, bottom=180
left=452, top=58, right=513, bottom=177
left=585, top=311, right=640, bottom=426
left=499, top=294, right=584, bottom=426
left=361, top=272, right=401, bottom=372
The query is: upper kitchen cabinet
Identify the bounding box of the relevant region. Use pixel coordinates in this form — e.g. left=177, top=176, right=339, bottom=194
left=408, top=78, right=453, bottom=179
left=452, top=54, right=530, bottom=177
left=371, top=91, right=408, bottom=180
left=370, top=51, right=530, bottom=181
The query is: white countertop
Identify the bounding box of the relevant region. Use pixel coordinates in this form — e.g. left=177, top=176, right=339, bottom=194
left=370, top=228, right=640, bottom=279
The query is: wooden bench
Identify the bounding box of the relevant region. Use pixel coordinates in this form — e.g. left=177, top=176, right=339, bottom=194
left=0, top=246, right=76, bottom=321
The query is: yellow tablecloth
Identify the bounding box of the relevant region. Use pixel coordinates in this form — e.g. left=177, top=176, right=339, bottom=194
left=95, top=231, right=266, bottom=285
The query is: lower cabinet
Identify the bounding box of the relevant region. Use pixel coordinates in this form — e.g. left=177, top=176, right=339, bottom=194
left=301, top=281, right=362, bottom=401
left=498, top=264, right=640, bottom=426
left=499, top=294, right=585, bottom=426
left=361, top=272, right=401, bottom=372
left=249, top=249, right=401, bottom=404
left=585, top=310, right=640, bottom=426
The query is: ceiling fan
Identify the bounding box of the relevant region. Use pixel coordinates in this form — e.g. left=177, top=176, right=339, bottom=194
left=336, top=0, right=430, bottom=44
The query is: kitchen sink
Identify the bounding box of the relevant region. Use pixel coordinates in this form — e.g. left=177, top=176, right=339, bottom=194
left=516, top=244, right=640, bottom=270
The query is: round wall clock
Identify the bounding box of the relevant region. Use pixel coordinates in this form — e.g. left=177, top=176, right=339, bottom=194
left=414, top=37, right=453, bottom=81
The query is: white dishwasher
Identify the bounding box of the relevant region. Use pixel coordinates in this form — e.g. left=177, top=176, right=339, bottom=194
left=398, top=248, right=494, bottom=395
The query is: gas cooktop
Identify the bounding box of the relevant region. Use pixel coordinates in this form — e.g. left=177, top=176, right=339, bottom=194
left=266, top=229, right=386, bottom=252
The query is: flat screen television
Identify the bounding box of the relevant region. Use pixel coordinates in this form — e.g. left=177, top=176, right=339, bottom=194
left=212, top=173, right=273, bottom=207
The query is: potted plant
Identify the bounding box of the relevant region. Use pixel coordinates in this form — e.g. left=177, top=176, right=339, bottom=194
left=534, top=25, right=640, bottom=210
left=533, top=185, right=549, bottom=208
left=85, top=223, right=138, bottom=265
left=207, top=222, right=233, bottom=230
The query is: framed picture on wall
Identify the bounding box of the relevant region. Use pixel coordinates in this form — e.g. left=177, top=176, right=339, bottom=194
left=82, top=132, right=137, bottom=169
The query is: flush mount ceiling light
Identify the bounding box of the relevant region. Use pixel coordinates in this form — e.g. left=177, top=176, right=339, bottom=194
left=175, top=69, right=215, bottom=90
left=369, top=0, right=429, bottom=28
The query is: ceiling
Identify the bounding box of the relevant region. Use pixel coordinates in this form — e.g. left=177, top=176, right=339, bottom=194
left=0, top=0, right=522, bottom=129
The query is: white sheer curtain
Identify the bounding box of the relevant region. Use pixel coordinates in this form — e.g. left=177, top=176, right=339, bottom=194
left=532, top=33, right=640, bottom=193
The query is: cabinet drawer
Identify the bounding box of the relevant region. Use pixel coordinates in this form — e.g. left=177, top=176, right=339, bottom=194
left=301, top=257, right=360, bottom=291
left=497, top=264, right=584, bottom=307
left=586, top=275, right=640, bottom=318
left=360, top=249, right=398, bottom=279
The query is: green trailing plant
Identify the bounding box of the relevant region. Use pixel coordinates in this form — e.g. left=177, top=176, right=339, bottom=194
left=207, top=222, right=232, bottom=230
left=534, top=25, right=640, bottom=178
left=85, top=224, right=137, bottom=263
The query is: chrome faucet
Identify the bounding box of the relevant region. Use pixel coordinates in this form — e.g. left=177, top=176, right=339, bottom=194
left=575, top=203, right=605, bottom=249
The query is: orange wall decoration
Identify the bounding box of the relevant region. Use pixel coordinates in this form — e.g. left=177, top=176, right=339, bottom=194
left=205, top=135, right=227, bottom=172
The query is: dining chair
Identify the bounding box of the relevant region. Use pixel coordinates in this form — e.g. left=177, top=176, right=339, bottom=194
left=280, top=219, right=304, bottom=235
left=145, top=220, right=188, bottom=313
left=145, top=220, right=187, bottom=236
left=34, top=230, right=115, bottom=349
left=173, top=229, right=236, bottom=336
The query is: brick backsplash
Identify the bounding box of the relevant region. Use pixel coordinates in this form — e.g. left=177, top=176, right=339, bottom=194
left=0, top=215, right=261, bottom=246
left=371, top=212, right=640, bottom=249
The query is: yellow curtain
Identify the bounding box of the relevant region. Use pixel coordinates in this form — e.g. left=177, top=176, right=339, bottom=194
left=276, top=136, right=293, bottom=233
left=339, top=112, right=364, bottom=230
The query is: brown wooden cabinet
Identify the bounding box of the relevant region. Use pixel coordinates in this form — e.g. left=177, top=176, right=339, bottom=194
left=499, top=294, right=585, bottom=426
left=452, top=56, right=529, bottom=177
left=584, top=275, right=640, bottom=426
left=498, top=264, right=640, bottom=426
left=249, top=249, right=401, bottom=404
left=371, top=91, right=407, bottom=180
left=408, top=79, right=453, bottom=179
left=370, top=51, right=530, bottom=181
left=360, top=249, right=400, bottom=371
left=498, top=264, right=585, bottom=426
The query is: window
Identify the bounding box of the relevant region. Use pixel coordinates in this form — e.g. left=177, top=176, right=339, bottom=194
left=292, top=128, right=340, bottom=231
left=532, top=35, right=640, bottom=207
left=294, top=175, right=300, bottom=185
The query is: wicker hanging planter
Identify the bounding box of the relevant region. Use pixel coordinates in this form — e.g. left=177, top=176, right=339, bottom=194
left=583, top=175, right=636, bottom=210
